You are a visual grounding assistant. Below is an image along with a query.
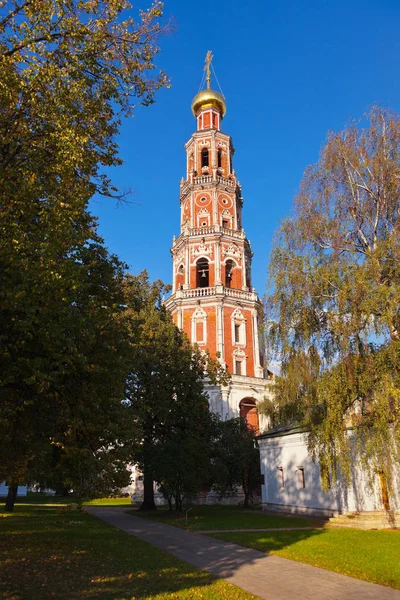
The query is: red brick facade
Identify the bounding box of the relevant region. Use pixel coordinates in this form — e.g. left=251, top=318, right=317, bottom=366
left=165, top=95, right=264, bottom=379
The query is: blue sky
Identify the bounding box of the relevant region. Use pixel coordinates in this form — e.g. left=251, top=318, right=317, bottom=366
left=90, top=0, right=400, bottom=296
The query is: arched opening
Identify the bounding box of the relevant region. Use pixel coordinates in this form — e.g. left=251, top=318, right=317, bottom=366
left=196, top=258, right=209, bottom=288
left=217, top=149, right=222, bottom=169
left=201, top=148, right=209, bottom=169
left=225, top=259, right=235, bottom=288
left=176, top=263, right=185, bottom=290
left=239, top=398, right=259, bottom=434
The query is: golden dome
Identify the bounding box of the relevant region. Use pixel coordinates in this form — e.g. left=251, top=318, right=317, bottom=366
left=191, top=89, right=226, bottom=118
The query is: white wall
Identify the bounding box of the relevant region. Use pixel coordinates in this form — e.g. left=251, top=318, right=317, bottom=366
left=258, top=431, right=400, bottom=516
left=205, top=374, right=273, bottom=429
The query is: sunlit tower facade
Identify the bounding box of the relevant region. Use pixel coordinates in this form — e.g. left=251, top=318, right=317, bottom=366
left=165, top=53, right=272, bottom=430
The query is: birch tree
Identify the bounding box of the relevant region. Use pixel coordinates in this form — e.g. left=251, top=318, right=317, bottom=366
left=265, top=107, right=400, bottom=488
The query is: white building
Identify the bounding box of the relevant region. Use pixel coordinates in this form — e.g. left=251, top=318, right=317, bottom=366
left=258, top=424, right=400, bottom=521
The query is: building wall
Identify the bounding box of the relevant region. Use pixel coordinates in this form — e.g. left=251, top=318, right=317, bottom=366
left=258, top=431, right=400, bottom=516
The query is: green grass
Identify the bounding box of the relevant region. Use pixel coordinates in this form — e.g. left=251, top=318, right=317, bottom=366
left=13, top=492, right=132, bottom=506
left=84, top=497, right=132, bottom=507
left=0, top=504, right=260, bottom=600
left=210, top=529, right=400, bottom=590
left=132, top=504, right=323, bottom=531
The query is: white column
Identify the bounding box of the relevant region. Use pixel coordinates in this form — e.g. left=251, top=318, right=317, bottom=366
left=178, top=307, right=183, bottom=330
left=217, top=301, right=225, bottom=365
left=252, top=310, right=263, bottom=377
left=190, top=193, right=194, bottom=228
left=213, top=188, right=218, bottom=226
left=215, top=240, right=221, bottom=284
left=185, top=245, right=190, bottom=288
left=242, top=247, right=247, bottom=289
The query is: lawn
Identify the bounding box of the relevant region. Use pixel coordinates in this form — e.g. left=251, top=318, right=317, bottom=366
left=13, top=491, right=132, bottom=506
left=132, top=504, right=323, bottom=531
left=210, top=529, right=400, bottom=590
left=0, top=504, right=260, bottom=600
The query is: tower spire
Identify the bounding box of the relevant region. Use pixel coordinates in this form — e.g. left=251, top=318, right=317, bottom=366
left=191, top=53, right=226, bottom=122
left=204, top=50, right=213, bottom=90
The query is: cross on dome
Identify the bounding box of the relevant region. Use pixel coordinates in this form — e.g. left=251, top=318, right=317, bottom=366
left=191, top=51, right=227, bottom=118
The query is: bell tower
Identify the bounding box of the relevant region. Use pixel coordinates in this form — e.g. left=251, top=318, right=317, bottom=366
left=165, top=53, right=272, bottom=425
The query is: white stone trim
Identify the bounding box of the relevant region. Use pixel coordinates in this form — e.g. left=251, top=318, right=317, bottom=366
left=231, top=307, right=246, bottom=347
left=191, top=306, right=207, bottom=345
left=233, top=347, right=246, bottom=376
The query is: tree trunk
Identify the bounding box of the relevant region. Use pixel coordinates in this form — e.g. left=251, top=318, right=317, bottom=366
left=5, top=485, right=18, bottom=512
left=242, top=469, right=250, bottom=508
left=175, top=493, right=183, bottom=513
left=139, top=470, right=156, bottom=511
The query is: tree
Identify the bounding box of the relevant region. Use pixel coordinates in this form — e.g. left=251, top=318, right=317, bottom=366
left=124, top=272, right=228, bottom=511
left=0, top=234, right=134, bottom=510
left=0, top=1, right=168, bottom=510
left=211, top=417, right=261, bottom=508
left=265, top=107, right=400, bottom=489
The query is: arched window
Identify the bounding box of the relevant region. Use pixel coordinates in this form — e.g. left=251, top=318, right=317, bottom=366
left=201, top=148, right=209, bottom=169
left=217, top=149, right=222, bottom=169
left=225, top=259, right=235, bottom=288
left=196, top=258, right=209, bottom=288
left=239, top=398, right=259, bottom=433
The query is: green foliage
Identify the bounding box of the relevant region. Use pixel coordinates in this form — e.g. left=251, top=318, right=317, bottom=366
left=264, top=106, right=400, bottom=488
left=211, top=417, right=261, bottom=507
left=0, top=1, right=168, bottom=507
left=123, top=272, right=229, bottom=511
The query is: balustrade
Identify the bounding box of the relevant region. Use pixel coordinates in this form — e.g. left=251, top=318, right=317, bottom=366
left=175, top=225, right=245, bottom=240
left=181, top=174, right=236, bottom=188
left=173, top=286, right=258, bottom=302
left=193, top=175, right=212, bottom=185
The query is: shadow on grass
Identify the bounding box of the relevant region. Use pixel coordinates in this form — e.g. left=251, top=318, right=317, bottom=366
left=0, top=505, right=258, bottom=600
left=128, top=503, right=326, bottom=531
left=89, top=505, right=325, bottom=583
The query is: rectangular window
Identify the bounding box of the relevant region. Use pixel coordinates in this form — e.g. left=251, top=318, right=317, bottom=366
left=297, top=467, right=305, bottom=488
left=234, top=324, right=240, bottom=344
left=222, top=219, right=229, bottom=229
left=235, top=360, right=242, bottom=375
left=277, top=467, right=284, bottom=488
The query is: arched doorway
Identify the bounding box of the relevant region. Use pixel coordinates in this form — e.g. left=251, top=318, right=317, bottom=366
left=239, top=398, right=259, bottom=434
left=196, top=258, right=209, bottom=288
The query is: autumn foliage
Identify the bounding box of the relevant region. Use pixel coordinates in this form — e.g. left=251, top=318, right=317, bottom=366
left=265, top=107, right=400, bottom=487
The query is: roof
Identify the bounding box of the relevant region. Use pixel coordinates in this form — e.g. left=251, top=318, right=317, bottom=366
left=256, top=422, right=306, bottom=440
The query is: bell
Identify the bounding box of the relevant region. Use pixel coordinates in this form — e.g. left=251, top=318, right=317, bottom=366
left=201, top=270, right=207, bottom=278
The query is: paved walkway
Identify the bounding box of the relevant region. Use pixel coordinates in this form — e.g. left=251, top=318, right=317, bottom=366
left=86, top=506, right=400, bottom=600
